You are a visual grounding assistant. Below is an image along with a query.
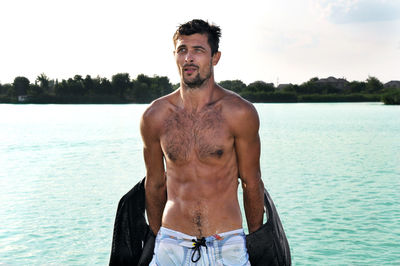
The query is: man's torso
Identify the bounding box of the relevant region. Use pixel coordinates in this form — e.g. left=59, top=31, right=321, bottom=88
left=154, top=89, right=246, bottom=237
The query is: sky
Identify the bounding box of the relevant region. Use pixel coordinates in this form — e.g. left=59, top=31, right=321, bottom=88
left=0, top=0, right=399, bottom=86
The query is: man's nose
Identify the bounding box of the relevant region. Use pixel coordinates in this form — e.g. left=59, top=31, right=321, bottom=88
left=185, top=52, right=194, bottom=62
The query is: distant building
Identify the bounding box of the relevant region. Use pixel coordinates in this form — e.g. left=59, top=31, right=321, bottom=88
left=315, top=76, right=348, bottom=89
left=384, top=80, right=400, bottom=89
left=18, top=95, right=29, bottom=102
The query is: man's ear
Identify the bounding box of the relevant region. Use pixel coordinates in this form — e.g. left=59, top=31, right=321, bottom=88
left=212, top=51, right=221, bottom=66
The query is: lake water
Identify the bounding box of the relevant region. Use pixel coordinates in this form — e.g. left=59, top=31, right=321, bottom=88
left=0, top=103, right=399, bottom=265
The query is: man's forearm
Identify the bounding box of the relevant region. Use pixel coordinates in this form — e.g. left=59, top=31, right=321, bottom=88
left=243, top=179, right=264, bottom=233
left=145, top=182, right=167, bottom=234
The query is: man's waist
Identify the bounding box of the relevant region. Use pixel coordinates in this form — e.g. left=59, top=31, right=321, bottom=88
left=162, top=209, right=242, bottom=235
left=158, top=226, right=245, bottom=244
left=160, top=218, right=243, bottom=237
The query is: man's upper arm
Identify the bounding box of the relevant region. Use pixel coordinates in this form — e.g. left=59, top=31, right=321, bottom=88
left=232, top=102, right=261, bottom=184
left=140, top=104, right=165, bottom=185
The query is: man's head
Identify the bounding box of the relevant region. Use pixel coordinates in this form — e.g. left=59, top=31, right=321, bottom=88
left=173, top=19, right=222, bottom=89
left=173, top=19, right=221, bottom=56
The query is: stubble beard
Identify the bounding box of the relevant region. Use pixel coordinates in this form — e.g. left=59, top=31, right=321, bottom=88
left=183, top=72, right=211, bottom=89
left=182, top=61, right=213, bottom=90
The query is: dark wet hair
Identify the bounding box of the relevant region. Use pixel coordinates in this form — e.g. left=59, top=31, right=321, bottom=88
left=173, top=19, right=221, bottom=55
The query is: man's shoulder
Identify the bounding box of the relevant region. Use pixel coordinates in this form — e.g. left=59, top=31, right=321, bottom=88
left=142, top=91, right=177, bottom=121
left=217, top=87, right=260, bottom=134
left=141, top=92, right=178, bottom=135
left=219, top=88, right=258, bottom=119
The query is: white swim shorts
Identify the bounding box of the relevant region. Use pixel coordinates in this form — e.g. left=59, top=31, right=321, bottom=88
left=149, top=226, right=251, bottom=266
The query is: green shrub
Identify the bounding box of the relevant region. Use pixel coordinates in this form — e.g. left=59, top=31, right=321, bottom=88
left=382, top=89, right=400, bottom=105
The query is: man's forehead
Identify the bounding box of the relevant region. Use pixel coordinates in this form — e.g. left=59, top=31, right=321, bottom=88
left=175, top=33, right=209, bottom=47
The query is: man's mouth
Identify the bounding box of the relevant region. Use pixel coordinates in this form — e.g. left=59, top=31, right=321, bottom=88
left=183, top=65, right=198, bottom=75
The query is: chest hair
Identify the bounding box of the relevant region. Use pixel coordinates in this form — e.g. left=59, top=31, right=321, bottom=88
left=163, top=106, right=225, bottom=161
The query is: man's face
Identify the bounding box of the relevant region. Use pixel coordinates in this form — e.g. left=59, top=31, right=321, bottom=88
left=174, top=33, right=220, bottom=89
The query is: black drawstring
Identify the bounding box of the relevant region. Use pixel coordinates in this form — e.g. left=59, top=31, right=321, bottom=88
left=191, top=237, right=207, bottom=262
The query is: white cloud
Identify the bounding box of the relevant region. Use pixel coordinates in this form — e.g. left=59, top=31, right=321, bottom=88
left=312, top=0, right=400, bottom=23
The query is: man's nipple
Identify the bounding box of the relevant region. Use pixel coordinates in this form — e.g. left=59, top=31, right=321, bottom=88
left=213, top=149, right=223, bottom=158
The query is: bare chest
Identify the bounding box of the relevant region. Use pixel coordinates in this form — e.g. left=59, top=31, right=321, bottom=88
left=161, top=107, right=230, bottom=162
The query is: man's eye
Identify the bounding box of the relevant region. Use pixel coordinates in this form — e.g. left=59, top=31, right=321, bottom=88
left=178, top=48, right=187, bottom=53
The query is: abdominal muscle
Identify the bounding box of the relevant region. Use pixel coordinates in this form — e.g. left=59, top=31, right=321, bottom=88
left=161, top=162, right=243, bottom=238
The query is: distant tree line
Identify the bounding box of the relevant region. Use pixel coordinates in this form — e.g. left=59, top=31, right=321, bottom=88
left=219, top=76, right=399, bottom=104
left=0, top=74, right=399, bottom=104
left=0, top=73, right=174, bottom=104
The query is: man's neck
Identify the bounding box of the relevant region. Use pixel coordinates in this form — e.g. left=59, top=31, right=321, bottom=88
left=179, top=78, right=219, bottom=111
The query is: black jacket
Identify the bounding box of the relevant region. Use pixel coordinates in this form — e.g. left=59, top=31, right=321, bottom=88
left=109, top=178, right=291, bottom=265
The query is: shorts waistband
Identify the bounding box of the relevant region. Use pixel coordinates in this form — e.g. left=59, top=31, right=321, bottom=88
left=159, top=226, right=244, bottom=242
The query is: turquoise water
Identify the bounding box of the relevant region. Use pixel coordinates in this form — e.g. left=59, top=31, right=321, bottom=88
left=0, top=103, right=399, bottom=265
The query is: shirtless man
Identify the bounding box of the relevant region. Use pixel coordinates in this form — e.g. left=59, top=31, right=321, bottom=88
left=141, top=19, right=264, bottom=265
